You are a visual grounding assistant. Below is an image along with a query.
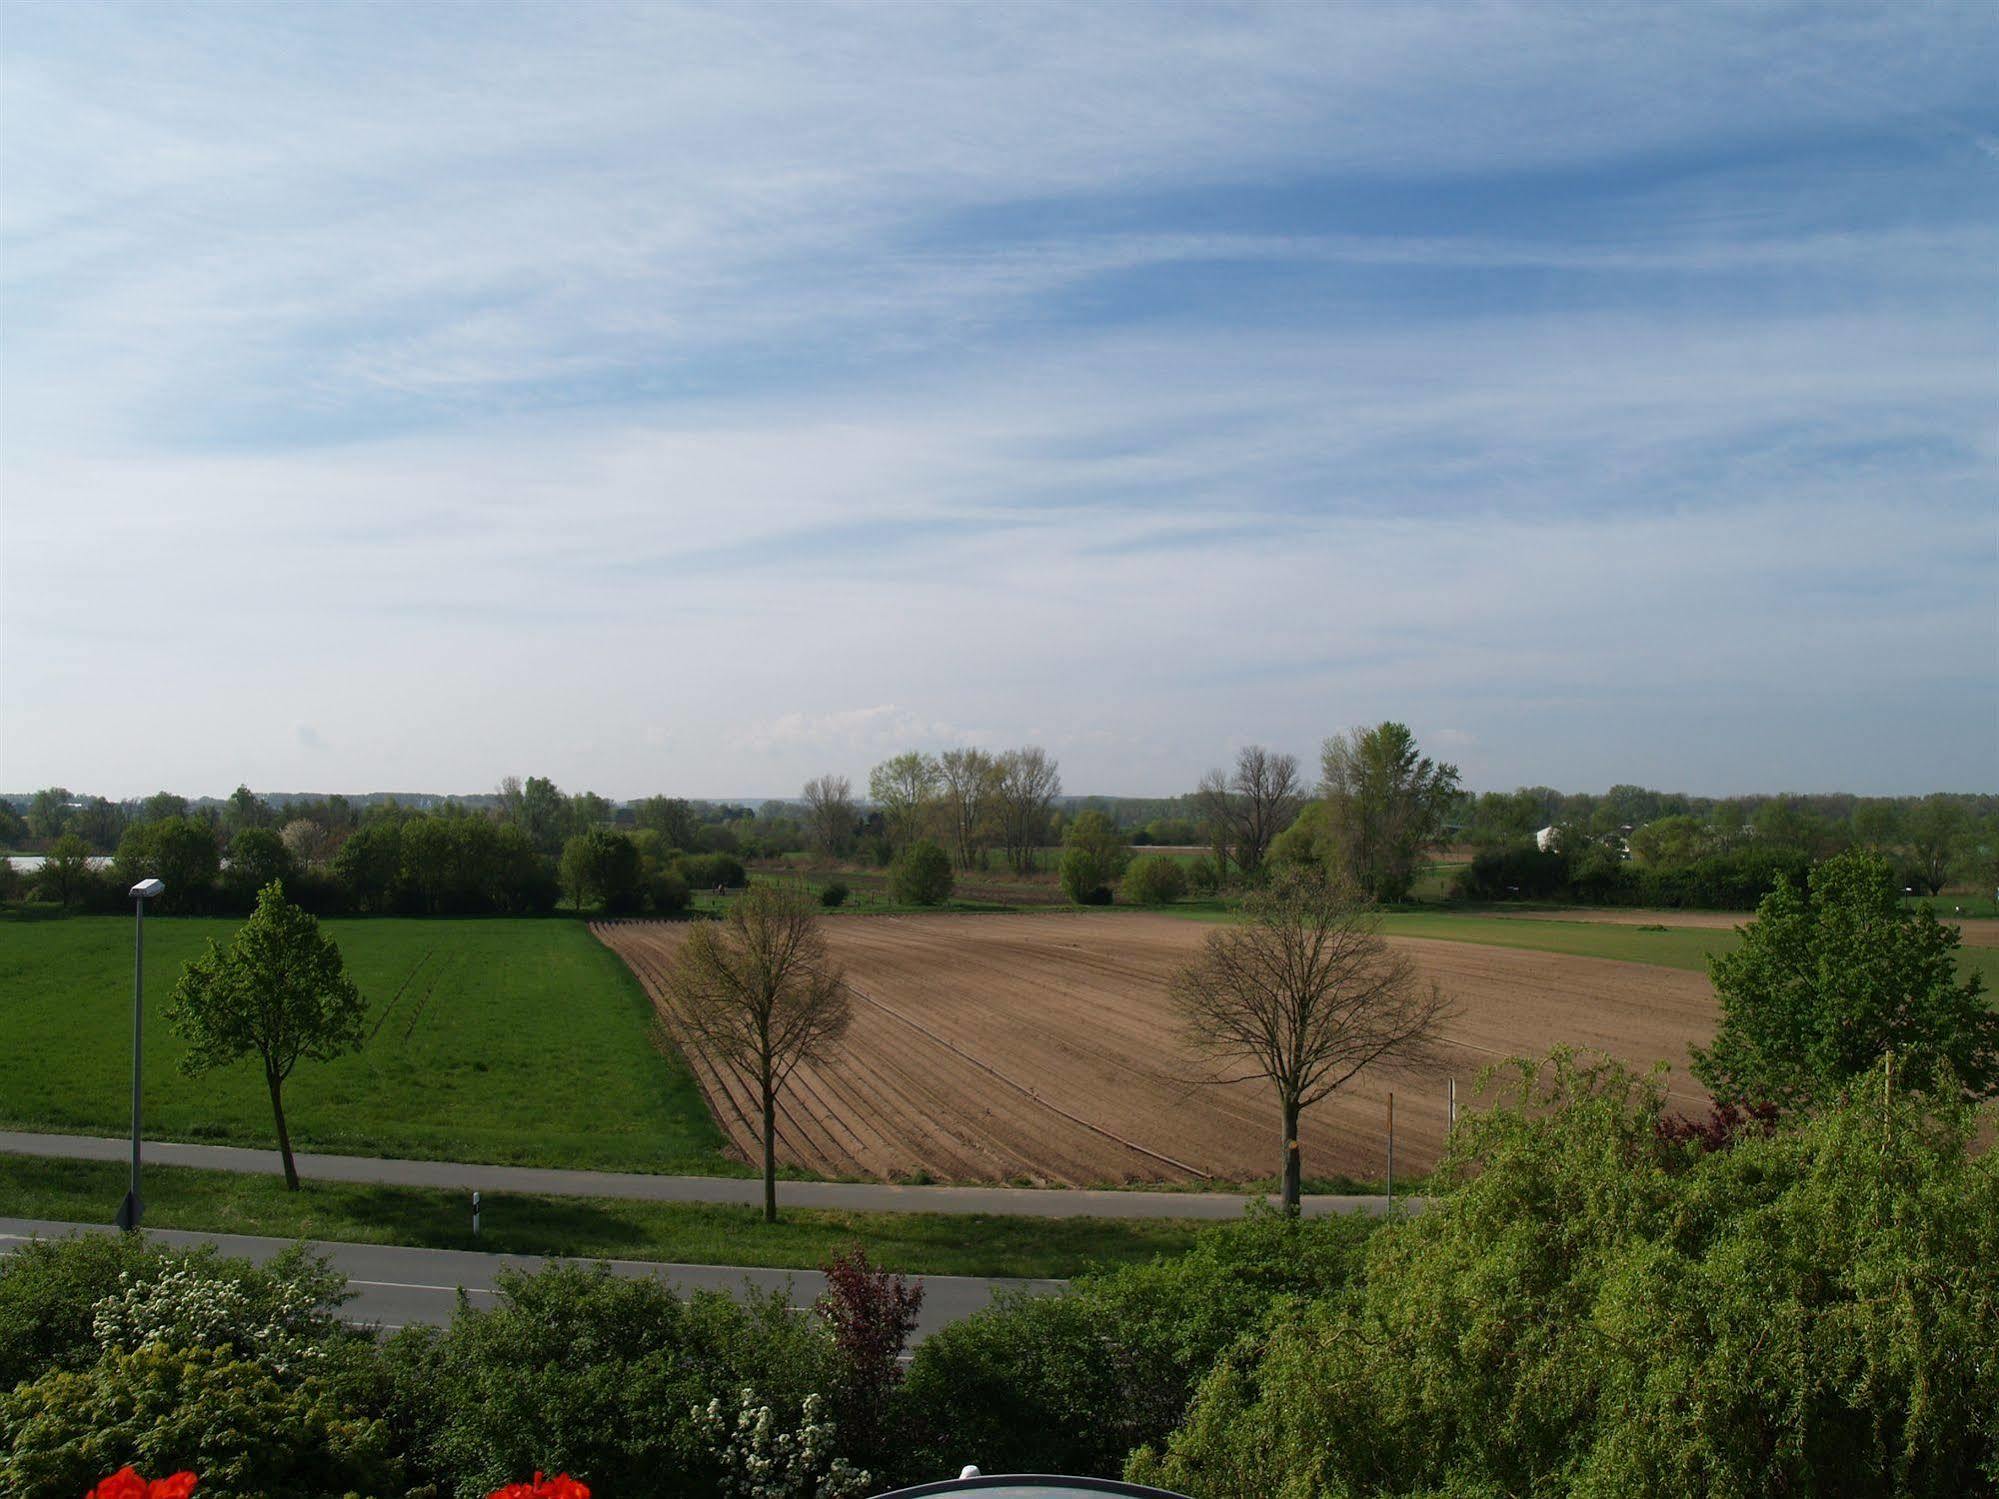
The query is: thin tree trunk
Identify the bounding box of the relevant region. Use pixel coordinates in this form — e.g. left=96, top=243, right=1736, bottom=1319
left=267, top=1067, right=300, bottom=1192
left=761, top=1073, right=778, bottom=1224
left=1281, top=1096, right=1302, bottom=1215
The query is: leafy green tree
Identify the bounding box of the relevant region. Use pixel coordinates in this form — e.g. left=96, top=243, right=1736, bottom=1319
left=569, top=789, right=614, bottom=832
left=114, top=816, right=222, bottom=914
left=222, top=827, right=296, bottom=908
left=1128, top=1052, right=1999, bottom=1498
left=869, top=752, right=942, bottom=857
left=1059, top=810, right=1128, bottom=904
left=167, top=883, right=367, bottom=1190
left=634, top=795, right=700, bottom=851
left=224, top=783, right=275, bottom=834
left=0, top=799, right=29, bottom=847
left=520, top=775, right=570, bottom=855
left=560, top=829, right=644, bottom=914
left=26, top=786, right=73, bottom=841
left=1692, top=851, right=1997, bottom=1110
left=1904, top=793, right=1968, bottom=896
left=888, top=839, right=954, bottom=906
left=68, top=795, right=126, bottom=850
left=1265, top=800, right=1340, bottom=877
left=33, top=833, right=93, bottom=906
left=1317, top=722, right=1461, bottom=901
left=138, top=790, right=190, bottom=825
left=1121, top=853, right=1189, bottom=906
left=0, top=856, right=17, bottom=903
left=1627, top=813, right=1711, bottom=867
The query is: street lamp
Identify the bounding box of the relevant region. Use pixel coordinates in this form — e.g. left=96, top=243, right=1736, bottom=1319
left=115, top=878, right=164, bottom=1231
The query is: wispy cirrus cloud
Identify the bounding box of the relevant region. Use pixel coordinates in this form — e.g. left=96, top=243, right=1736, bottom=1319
left=2, top=1, right=1993, bottom=798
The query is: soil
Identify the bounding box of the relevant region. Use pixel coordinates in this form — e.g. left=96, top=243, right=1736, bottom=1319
left=596, top=913, right=1720, bottom=1186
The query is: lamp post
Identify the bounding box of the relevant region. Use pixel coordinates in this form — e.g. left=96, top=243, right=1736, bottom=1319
left=115, top=878, right=164, bottom=1231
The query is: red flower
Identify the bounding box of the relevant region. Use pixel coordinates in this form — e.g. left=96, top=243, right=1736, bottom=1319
left=487, top=1474, right=589, bottom=1499
left=84, top=1471, right=198, bottom=1499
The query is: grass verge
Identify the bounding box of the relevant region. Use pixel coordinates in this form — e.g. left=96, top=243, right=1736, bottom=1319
left=0, top=1154, right=1199, bottom=1279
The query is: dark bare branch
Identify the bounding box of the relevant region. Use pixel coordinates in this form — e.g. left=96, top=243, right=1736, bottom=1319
left=1170, top=868, right=1457, bottom=1209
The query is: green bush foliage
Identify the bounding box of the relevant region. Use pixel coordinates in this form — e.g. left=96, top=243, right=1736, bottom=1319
left=1060, top=811, right=1130, bottom=904
left=386, top=1261, right=839, bottom=1498
left=1128, top=1053, right=1999, bottom=1498
left=888, top=840, right=954, bottom=906
left=675, top=852, right=748, bottom=890
left=896, top=1209, right=1376, bottom=1484
left=1694, top=850, right=1996, bottom=1109
left=1, top=1342, right=402, bottom=1499
left=819, top=879, right=850, bottom=908
left=1121, top=853, right=1190, bottom=905
left=1454, top=839, right=1813, bottom=910
left=648, top=868, right=692, bottom=914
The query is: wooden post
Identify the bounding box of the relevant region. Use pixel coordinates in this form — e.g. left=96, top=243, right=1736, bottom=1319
left=1386, top=1091, right=1395, bottom=1201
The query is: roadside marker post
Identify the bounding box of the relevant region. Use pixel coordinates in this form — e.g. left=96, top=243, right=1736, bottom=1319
left=472, top=1190, right=482, bottom=1239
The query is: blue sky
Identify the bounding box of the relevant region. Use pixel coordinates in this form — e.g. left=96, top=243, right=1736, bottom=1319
left=2, top=0, right=1994, bottom=800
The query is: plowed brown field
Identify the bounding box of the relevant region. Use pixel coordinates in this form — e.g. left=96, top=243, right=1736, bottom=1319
left=596, top=914, right=1720, bottom=1186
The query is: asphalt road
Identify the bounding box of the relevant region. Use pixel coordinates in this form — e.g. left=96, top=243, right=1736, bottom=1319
left=0, top=1215, right=1061, bottom=1342
left=1, top=1129, right=1409, bottom=1219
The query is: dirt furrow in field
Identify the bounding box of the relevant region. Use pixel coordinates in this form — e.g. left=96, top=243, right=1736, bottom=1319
left=595, top=914, right=1720, bottom=1185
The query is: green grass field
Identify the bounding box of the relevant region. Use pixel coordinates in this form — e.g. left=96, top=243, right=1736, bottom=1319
left=0, top=1154, right=1198, bottom=1278
left=0, top=914, right=739, bottom=1175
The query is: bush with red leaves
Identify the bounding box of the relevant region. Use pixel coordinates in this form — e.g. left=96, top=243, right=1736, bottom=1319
left=815, top=1243, right=923, bottom=1463
left=1656, top=1100, right=1781, bottom=1154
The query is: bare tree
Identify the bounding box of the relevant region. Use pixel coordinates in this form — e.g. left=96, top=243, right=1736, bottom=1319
left=937, top=747, right=999, bottom=870
left=802, top=773, right=856, bottom=858
left=659, top=884, right=851, bottom=1221
left=1195, top=745, right=1304, bottom=881
left=994, top=746, right=1062, bottom=875
left=1170, top=870, right=1454, bottom=1211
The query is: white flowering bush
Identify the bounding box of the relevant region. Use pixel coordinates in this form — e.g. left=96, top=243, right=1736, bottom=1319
left=90, top=1249, right=342, bottom=1376
left=693, top=1387, right=871, bottom=1499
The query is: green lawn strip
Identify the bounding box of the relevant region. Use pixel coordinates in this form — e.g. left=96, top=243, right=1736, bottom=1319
left=0, top=1155, right=1198, bottom=1280
left=0, top=915, right=741, bottom=1176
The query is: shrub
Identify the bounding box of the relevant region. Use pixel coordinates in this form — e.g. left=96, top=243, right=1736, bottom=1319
left=387, top=1261, right=837, bottom=1499
left=1121, top=854, right=1189, bottom=906
left=692, top=1388, right=871, bottom=1498
left=1059, top=846, right=1114, bottom=904
left=1060, top=812, right=1129, bottom=905
left=815, top=1247, right=922, bottom=1467
left=0, top=1237, right=349, bottom=1393
left=0, top=1343, right=402, bottom=1499
left=896, top=1209, right=1375, bottom=1484
left=1186, top=856, right=1223, bottom=896
left=676, top=852, right=747, bottom=891
left=0, top=1233, right=162, bottom=1390
left=1128, top=1053, right=1999, bottom=1498
left=819, top=880, right=849, bottom=909
left=648, top=869, right=691, bottom=915
left=888, top=841, right=954, bottom=906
